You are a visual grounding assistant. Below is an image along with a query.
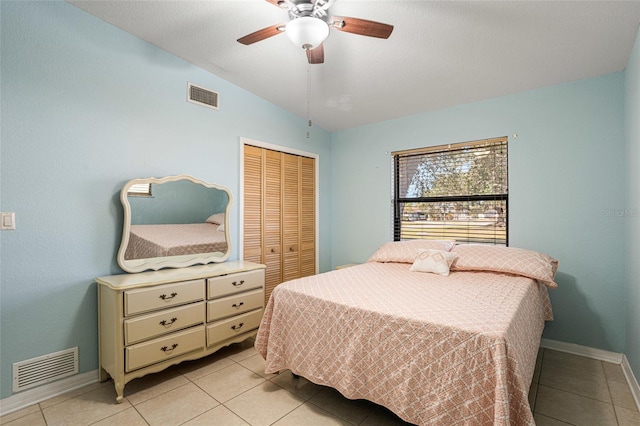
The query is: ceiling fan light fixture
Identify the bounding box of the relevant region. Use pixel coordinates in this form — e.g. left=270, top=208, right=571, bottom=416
left=285, top=16, right=329, bottom=50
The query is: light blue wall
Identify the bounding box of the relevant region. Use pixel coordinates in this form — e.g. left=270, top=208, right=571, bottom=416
left=0, top=1, right=332, bottom=399
left=625, top=25, right=640, bottom=380
left=331, top=73, right=627, bottom=354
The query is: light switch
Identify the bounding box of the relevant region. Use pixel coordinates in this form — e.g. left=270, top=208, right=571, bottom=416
left=1, top=212, right=16, bottom=230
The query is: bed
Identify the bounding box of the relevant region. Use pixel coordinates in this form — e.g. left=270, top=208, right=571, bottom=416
left=255, top=241, right=558, bottom=425
left=123, top=222, right=227, bottom=260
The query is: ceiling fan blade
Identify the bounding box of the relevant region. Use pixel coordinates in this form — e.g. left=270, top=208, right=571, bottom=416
left=306, top=44, right=324, bottom=64
left=330, top=16, right=393, bottom=39
left=264, top=0, right=284, bottom=7
left=237, top=24, right=285, bottom=45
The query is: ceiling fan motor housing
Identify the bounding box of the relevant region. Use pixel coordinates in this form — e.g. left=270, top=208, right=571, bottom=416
left=282, top=0, right=334, bottom=21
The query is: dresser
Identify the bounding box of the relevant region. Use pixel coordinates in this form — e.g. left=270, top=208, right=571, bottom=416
left=96, top=260, right=265, bottom=402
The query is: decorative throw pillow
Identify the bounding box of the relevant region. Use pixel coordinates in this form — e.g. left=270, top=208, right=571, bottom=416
left=206, top=213, right=225, bottom=225
left=367, top=240, right=456, bottom=264
left=450, top=244, right=559, bottom=288
left=410, top=249, right=458, bottom=276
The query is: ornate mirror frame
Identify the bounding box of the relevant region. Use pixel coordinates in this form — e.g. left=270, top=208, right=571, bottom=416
left=117, top=175, right=232, bottom=273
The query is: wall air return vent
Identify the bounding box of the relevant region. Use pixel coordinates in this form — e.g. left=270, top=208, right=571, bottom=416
left=187, top=82, right=219, bottom=110
left=13, top=347, right=79, bottom=392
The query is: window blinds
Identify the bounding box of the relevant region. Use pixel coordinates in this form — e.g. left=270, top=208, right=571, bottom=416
left=393, top=137, right=508, bottom=245
left=127, top=183, right=152, bottom=197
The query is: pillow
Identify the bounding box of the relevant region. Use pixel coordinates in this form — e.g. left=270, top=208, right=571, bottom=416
left=206, top=213, right=225, bottom=225
left=367, top=240, right=456, bottom=264
left=450, top=245, right=559, bottom=288
left=217, top=224, right=225, bottom=232
left=409, top=249, right=458, bottom=276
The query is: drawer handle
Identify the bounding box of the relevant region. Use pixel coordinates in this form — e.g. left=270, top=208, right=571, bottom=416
left=159, top=292, right=178, bottom=301
left=232, top=302, right=244, bottom=309
left=231, top=322, right=244, bottom=331
left=160, top=343, right=178, bottom=353
left=232, top=280, right=245, bottom=287
left=159, top=317, right=178, bottom=327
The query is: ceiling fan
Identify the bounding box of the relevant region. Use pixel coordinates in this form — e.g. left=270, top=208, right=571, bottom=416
left=237, top=0, right=394, bottom=64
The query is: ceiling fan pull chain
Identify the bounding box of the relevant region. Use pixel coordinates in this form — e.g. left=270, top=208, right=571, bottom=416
left=307, top=66, right=312, bottom=139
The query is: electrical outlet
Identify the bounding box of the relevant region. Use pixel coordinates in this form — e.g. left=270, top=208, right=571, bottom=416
left=1, top=212, right=16, bottom=230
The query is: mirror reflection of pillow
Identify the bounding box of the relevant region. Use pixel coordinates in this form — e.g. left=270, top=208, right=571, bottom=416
left=206, top=213, right=225, bottom=225
left=410, top=249, right=458, bottom=276
left=217, top=224, right=225, bottom=232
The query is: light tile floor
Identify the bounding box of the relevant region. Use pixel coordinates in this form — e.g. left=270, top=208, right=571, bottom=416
left=2, top=341, right=639, bottom=425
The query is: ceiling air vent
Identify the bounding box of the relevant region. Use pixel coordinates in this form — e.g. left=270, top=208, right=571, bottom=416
left=13, top=347, right=78, bottom=392
left=187, top=82, right=219, bottom=110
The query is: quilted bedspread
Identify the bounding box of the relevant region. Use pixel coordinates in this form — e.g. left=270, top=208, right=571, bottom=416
left=255, top=262, right=552, bottom=425
left=124, top=223, right=227, bottom=260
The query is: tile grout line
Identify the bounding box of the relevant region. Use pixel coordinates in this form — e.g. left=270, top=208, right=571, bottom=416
left=536, top=383, right=618, bottom=406
left=530, top=348, right=545, bottom=413
left=601, top=359, right=622, bottom=425
left=531, top=348, right=548, bottom=419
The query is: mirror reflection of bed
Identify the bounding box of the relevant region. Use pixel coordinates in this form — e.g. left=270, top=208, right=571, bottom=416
left=124, top=219, right=227, bottom=260
left=117, top=175, right=232, bottom=272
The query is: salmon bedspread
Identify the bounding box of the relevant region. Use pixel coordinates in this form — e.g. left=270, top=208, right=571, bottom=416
left=255, top=262, right=553, bottom=425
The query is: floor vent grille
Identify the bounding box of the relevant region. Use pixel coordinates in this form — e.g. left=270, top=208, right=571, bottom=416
left=13, top=347, right=78, bottom=392
left=187, top=82, right=219, bottom=110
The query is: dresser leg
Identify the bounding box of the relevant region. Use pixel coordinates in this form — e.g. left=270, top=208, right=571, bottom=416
left=114, top=382, right=125, bottom=403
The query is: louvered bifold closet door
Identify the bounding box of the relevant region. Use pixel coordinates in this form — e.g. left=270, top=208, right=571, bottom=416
left=243, top=145, right=316, bottom=306
left=243, top=145, right=263, bottom=264
left=282, top=153, right=301, bottom=283
left=263, top=150, right=282, bottom=303
left=299, top=156, right=315, bottom=277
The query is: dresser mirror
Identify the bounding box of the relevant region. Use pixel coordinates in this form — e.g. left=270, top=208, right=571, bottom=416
left=117, top=175, right=232, bottom=273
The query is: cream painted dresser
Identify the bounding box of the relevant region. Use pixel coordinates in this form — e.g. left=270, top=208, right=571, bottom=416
left=96, top=260, right=265, bottom=402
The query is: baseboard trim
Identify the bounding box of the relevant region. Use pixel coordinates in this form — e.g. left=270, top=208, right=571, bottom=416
left=541, top=338, right=640, bottom=411
left=540, top=338, right=624, bottom=363
left=622, top=355, right=640, bottom=411
left=0, top=369, right=99, bottom=416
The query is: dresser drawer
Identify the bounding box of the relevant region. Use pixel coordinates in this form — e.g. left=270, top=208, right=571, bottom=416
left=125, top=325, right=205, bottom=372
left=207, top=269, right=264, bottom=299
left=124, top=302, right=205, bottom=345
left=124, top=279, right=205, bottom=316
left=206, top=309, right=263, bottom=346
left=207, top=289, right=263, bottom=322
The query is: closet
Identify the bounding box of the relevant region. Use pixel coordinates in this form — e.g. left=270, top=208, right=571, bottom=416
left=243, top=144, right=316, bottom=305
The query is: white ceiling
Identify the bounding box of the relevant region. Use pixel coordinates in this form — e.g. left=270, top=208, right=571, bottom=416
left=68, top=0, right=640, bottom=132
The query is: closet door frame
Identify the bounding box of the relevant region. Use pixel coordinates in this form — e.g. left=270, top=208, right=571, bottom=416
left=239, top=137, right=319, bottom=275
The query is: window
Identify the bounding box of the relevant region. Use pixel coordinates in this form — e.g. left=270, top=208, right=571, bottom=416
left=393, top=137, right=508, bottom=245
left=127, top=183, right=152, bottom=197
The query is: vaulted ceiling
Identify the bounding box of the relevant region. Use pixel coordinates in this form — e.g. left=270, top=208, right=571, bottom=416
left=68, top=1, right=640, bottom=132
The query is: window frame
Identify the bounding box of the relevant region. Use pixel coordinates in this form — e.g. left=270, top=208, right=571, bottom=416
left=127, top=183, right=152, bottom=197
left=392, top=137, right=509, bottom=246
